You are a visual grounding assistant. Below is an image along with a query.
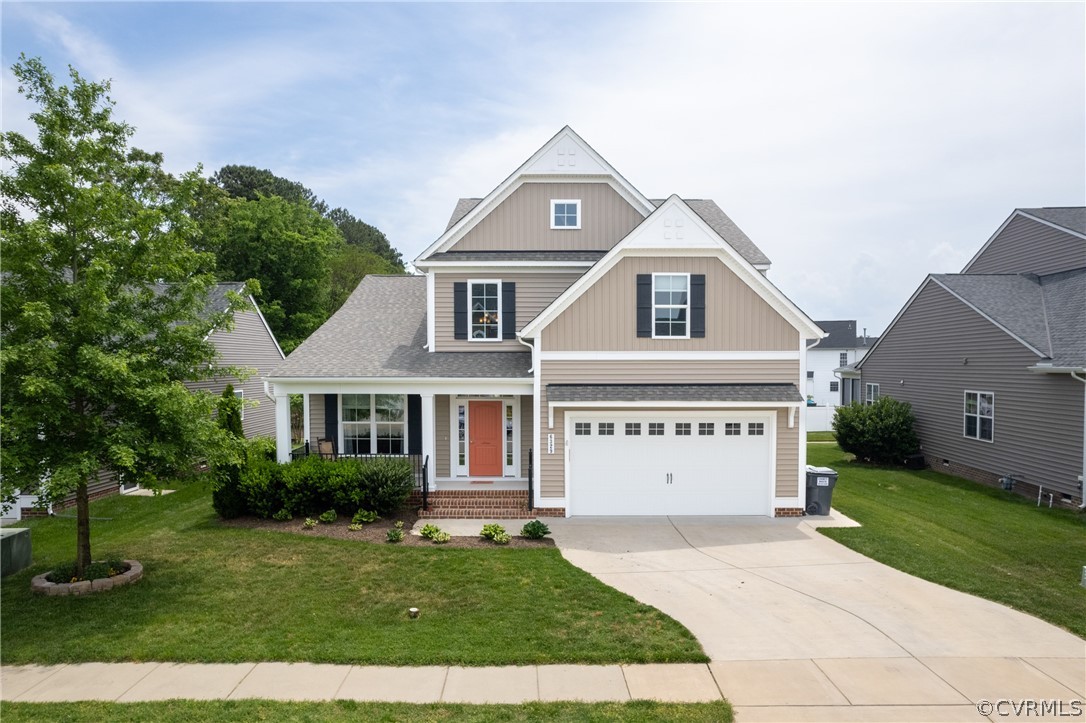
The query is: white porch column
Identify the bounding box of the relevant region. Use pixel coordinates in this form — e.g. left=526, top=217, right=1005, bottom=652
left=420, top=393, right=435, bottom=491
left=302, top=394, right=311, bottom=452
left=275, top=392, right=292, bottom=463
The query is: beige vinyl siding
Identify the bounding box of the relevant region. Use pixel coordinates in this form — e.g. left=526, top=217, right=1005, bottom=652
left=308, top=394, right=326, bottom=449
left=860, top=282, right=1084, bottom=498
left=435, top=395, right=451, bottom=477
left=449, top=182, right=644, bottom=252
left=186, top=309, right=283, bottom=439
left=538, top=359, right=801, bottom=499
left=545, top=256, right=799, bottom=352
left=434, top=271, right=583, bottom=352
left=966, top=214, right=1084, bottom=275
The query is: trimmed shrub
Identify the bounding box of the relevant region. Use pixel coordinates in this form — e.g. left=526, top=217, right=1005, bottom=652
left=212, top=437, right=277, bottom=519
left=833, top=397, right=920, bottom=465
left=237, top=455, right=283, bottom=519
left=520, top=520, right=550, bottom=539
left=358, top=457, right=415, bottom=516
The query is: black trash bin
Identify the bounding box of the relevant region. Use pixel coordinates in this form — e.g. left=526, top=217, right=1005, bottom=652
left=805, top=465, right=838, bottom=516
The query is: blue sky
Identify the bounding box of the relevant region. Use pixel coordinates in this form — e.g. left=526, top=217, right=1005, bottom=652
left=4, top=2, right=1084, bottom=335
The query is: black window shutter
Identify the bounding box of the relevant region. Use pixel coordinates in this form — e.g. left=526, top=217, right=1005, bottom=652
left=636, top=274, right=652, bottom=338
left=324, top=394, right=338, bottom=446
left=407, top=395, right=422, bottom=455
left=690, top=274, right=706, bottom=338
left=502, top=282, right=516, bottom=339
left=453, top=282, right=467, bottom=340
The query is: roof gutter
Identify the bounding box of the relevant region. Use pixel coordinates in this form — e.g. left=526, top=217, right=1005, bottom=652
left=1027, top=365, right=1086, bottom=375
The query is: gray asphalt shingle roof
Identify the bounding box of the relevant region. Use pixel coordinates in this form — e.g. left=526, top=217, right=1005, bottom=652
left=438, top=197, right=772, bottom=267
left=546, top=384, right=803, bottom=404
left=932, top=269, right=1086, bottom=367
left=1020, top=207, right=1086, bottom=235
left=270, top=276, right=531, bottom=379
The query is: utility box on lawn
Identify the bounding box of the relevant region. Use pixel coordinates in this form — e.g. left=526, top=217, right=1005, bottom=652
left=805, top=466, right=838, bottom=516
left=1, top=528, right=32, bottom=577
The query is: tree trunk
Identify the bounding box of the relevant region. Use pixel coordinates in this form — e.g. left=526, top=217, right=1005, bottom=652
left=75, top=478, right=92, bottom=576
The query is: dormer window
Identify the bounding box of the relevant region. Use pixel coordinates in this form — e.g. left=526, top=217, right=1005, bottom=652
left=551, top=199, right=581, bottom=229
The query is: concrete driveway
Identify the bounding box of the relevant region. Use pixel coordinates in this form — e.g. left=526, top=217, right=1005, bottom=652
left=548, top=514, right=1085, bottom=720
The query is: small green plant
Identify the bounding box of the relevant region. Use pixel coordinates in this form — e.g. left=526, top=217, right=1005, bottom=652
left=46, top=558, right=127, bottom=584
left=431, top=530, right=451, bottom=544
left=272, top=508, right=293, bottom=522
left=419, top=523, right=442, bottom=540
left=520, top=520, right=550, bottom=539
left=480, top=523, right=506, bottom=541
left=303, top=517, right=317, bottom=528
left=347, top=523, right=363, bottom=532
left=352, top=509, right=379, bottom=524
left=386, top=520, right=405, bottom=544
left=318, top=509, right=337, bottom=524
left=492, top=531, right=512, bottom=545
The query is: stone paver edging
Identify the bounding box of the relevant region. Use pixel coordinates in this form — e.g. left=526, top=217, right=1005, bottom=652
left=30, top=560, right=142, bottom=596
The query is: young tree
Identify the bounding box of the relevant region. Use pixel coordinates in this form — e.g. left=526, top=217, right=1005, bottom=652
left=0, top=57, right=245, bottom=575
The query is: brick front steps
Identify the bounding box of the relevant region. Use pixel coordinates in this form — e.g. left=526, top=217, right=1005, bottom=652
left=415, top=490, right=565, bottom=519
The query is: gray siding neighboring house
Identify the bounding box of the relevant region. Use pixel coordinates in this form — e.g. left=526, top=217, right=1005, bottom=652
left=857, top=207, right=1086, bottom=506
left=4, top=284, right=284, bottom=522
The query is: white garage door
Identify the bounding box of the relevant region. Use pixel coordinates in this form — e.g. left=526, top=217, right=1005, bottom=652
left=568, top=412, right=773, bottom=516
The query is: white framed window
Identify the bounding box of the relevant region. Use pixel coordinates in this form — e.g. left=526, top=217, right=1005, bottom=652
left=652, top=273, right=690, bottom=339
left=550, top=199, right=581, bottom=229
left=457, top=404, right=467, bottom=467
left=505, top=404, right=515, bottom=467
left=964, top=391, right=994, bottom=442
left=341, top=394, right=405, bottom=455
left=839, top=352, right=848, bottom=367
left=829, top=381, right=839, bottom=392
left=234, top=388, right=244, bottom=421
left=865, top=383, right=880, bottom=406
left=469, top=280, right=501, bottom=341
left=807, top=371, right=815, bottom=379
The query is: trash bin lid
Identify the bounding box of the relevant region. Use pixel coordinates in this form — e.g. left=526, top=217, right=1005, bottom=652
left=805, top=465, right=837, bottom=474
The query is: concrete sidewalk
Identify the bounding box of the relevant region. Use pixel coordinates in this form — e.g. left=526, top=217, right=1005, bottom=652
left=4, top=657, right=1084, bottom=722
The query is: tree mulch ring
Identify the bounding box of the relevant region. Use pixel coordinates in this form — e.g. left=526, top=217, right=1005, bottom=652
left=221, top=511, right=556, bottom=549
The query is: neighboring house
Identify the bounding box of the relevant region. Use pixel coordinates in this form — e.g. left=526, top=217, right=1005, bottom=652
left=269, top=127, right=824, bottom=519
left=1, top=283, right=285, bottom=523
left=804, top=321, right=877, bottom=432
left=856, top=207, right=1085, bottom=507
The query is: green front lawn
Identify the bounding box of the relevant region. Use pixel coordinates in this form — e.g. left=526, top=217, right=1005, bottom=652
left=809, top=444, right=1086, bottom=639
left=806, top=431, right=836, bottom=443
left=0, top=700, right=733, bottom=723
left=0, top=480, right=705, bottom=666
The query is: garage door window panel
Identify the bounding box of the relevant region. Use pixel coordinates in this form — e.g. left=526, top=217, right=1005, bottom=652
left=648, top=422, right=665, bottom=436
left=625, top=423, right=641, bottom=436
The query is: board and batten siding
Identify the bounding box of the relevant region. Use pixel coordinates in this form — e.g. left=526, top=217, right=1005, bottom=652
left=448, top=182, right=644, bottom=252
left=860, top=281, right=1084, bottom=498
left=544, top=256, right=799, bottom=352
left=538, top=360, right=801, bottom=499
left=965, top=214, right=1084, bottom=276
left=433, top=271, right=583, bottom=352
left=186, top=309, right=283, bottom=439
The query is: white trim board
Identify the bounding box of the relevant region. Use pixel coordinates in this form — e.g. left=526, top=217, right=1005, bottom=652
left=547, top=399, right=802, bottom=428
left=538, top=350, right=801, bottom=361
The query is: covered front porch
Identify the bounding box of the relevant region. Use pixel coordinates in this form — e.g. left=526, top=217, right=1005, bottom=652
left=268, top=379, right=536, bottom=508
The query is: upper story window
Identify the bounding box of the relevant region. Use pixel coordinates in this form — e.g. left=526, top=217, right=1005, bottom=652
left=839, top=352, right=849, bottom=367
left=964, top=391, right=994, bottom=442
left=551, top=199, right=581, bottom=229
left=653, top=273, right=689, bottom=338
left=470, top=280, right=500, bottom=341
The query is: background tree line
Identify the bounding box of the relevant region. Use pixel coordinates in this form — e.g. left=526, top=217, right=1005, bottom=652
left=198, top=164, right=405, bottom=353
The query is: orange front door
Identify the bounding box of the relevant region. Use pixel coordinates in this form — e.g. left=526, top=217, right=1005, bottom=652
left=469, top=401, right=503, bottom=476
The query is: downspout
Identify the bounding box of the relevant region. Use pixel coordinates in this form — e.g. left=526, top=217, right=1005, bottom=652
left=1072, top=371, right=1086, bottom=509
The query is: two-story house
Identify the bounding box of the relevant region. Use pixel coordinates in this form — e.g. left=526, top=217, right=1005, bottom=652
left=804, top=320, right=877, bottom=431
left=856, top=207, right=1085, bottom=507
left=267, top=128, right=824, bottom=518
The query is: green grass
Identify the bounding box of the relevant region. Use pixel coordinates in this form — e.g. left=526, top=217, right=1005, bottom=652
left=809, top=444, right=1086, bottom=639
left=0, top=701, right=733, bottom=723
left=0, top=479, right=705, bottom=666
left=806, top=431, right=836, bottom=442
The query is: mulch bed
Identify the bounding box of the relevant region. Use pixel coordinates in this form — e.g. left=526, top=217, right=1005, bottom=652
left=221, top=511, right=556, bottom=549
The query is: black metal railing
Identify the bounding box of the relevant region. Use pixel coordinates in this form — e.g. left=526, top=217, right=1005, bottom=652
left=421, top=455, right=429, bottom=511
left=289, top=445, right=427, bottom=488
left=527, top=447, right=534, bottom=512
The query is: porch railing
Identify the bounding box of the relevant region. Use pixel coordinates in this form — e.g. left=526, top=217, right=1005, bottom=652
left=289, top=445, right=427, bottom=490
left=527, top=447, right=534, bottom=512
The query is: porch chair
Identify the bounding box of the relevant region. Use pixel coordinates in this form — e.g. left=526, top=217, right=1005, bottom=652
left=316, top=438, right=337, bottom=461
